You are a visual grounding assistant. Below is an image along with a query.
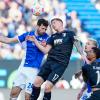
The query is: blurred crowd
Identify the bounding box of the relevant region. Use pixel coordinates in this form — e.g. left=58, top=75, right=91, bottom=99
left=91, top=0, right=100, bottom=10
left=0, top=0, right=90, bottom=60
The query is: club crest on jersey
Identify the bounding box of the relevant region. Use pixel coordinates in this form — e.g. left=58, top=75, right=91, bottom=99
left=54, top=39, right=63, bottom=45
left=39, top=37, right=43, bottom=41
left=62, top=33, right=66, bottom=37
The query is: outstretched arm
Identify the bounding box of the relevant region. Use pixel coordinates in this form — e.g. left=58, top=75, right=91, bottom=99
left=74, top=37, right=90, bottom=64
left=0, top=36, right=18, bottom=44
left=26, top=36, right=52, bottom=54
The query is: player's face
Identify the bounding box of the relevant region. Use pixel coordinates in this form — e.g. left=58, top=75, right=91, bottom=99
left=85, top=40, right=96, bottom=53
left=86, top=50, right=96, bottom=61
left=51, top=20, right=62, bottom=31
left=37, top=24, right=47, bottom=35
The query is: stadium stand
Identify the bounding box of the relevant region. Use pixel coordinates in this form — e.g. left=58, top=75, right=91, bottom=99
left=63, top=0, right=100, bottom=41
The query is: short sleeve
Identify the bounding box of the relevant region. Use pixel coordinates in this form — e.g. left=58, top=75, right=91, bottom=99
left=82, top=65, right=89, bottom=82
left=46, top=36, right=54, bottom=46
left=82, top=65, right=88, bottom=73
left=18, top=32, right=28, bottom=43
left=69, top=31, right=76, bottom=42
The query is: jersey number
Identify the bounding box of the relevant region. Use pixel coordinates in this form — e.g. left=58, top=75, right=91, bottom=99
left=96, top=71, right=100, bottom=85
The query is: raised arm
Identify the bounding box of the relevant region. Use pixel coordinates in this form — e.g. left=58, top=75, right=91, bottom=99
left=26, top=36, right=52, bottom=54
left=74, top=36, right=90, bottom=64
left=0, top=36, right=18, bottom=44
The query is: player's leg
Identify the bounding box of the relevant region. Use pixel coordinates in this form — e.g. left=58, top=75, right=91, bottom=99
left=40, top=74, right=60, bottom=100
left=37, top=81, right=52, bottom=100
left=38, top=62, right=67, bottom=100
left=25, top=67, right=39, bottom=100
left=30, top=61, right=51, bottom=100
left=10, top=86, right=22, bottom=100
left=42, top=81, right=52, bottom=100
left=25, top=92, right=31, bottom=100
left=30, top=76, right=44, bottom=100
left=10, top=72, right=26, bottom=100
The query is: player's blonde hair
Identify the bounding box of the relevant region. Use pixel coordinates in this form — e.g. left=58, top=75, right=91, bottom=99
left=88, top=38, right=99, bottom=48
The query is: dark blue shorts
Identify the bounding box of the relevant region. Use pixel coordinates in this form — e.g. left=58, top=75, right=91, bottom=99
left=38, top=60, right=67, bottom=85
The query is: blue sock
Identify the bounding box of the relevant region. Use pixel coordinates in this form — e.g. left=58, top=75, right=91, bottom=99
left=30, top=86, right=40, bottom=100
left=43, top=92, right=51, bottom=100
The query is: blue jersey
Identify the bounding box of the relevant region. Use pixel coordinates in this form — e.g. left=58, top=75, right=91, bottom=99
left=18, top=31, right=49, bottom=69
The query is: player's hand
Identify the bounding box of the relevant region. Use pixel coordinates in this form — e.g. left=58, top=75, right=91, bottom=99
left=26, top=36, right=36, bottom=42
left=74, top=70, right=82, bottom=79
left=41, top=40, right=46, bottom=47
left=81, top=55, right=90, bottom=64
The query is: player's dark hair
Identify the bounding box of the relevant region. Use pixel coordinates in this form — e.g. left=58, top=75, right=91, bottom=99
left=51, top=18, right=63, bottom=24
left=37, top=19, right=49, bottom=27
left=92, top=47, right=100, bottom=59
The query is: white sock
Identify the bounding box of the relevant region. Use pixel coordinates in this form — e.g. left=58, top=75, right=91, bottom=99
left=10, top=97, right=17, bottom=100
left=37, top=83, right=46, bottom=100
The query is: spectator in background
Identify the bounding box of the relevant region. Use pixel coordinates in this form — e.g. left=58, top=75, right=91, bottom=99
left=70, top=11, right=81, bottom=32
left=55, top=78, right=70, bottom=90
left=69, top=10, right=90, bottom=44
left=0, top=0, right=68, bottom=60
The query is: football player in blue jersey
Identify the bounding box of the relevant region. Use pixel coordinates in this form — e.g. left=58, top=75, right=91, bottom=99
left=0, top=19, right=49, bottom=100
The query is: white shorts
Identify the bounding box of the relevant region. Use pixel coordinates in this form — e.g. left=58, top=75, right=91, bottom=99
left=13, top=67, right=39, bottom=94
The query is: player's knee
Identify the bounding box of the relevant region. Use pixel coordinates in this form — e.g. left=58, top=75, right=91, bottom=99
left=45, top=85, right=52, bottom=93
left=25, top=93, right=30, bottom=100
left=25, top=97, right=30, bottom=100
left=44, top=81, right=53, bottom=93
left=10, top=87, right=21, bottom=98
left=34, top=76, right=44, bottom=87
left=10, top=90, right=19, bottom=98
left=25, top=96, right=30, bottom=100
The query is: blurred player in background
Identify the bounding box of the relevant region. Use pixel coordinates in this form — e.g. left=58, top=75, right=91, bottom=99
left=75, top=38, right=99, bottom=100
left=27, top=18, right=87, bottom=100
left=0, top=19, right=49, bottom=100
left=82, top=47, right=100, bottom=100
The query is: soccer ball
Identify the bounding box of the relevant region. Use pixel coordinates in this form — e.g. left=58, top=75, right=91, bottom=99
left=31, top=3, right=44, bottom=16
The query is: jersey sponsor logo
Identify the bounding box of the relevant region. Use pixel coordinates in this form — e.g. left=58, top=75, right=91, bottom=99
left=54, top=39, right=62, bottom=45
left=52, top=74, right=59, bottom=82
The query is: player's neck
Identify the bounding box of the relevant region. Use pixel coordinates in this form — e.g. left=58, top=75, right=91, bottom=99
left=90, top=57, right=96, bottom=63
left=57, top=27, right=64, bottom=33
left=35, top=30, right=39, bottom=36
